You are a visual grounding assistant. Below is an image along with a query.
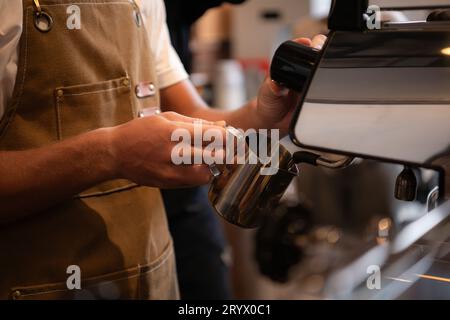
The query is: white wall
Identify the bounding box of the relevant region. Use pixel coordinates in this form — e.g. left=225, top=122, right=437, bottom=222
left=231, top=0, right=310, bottom=59
left=310, top=0, right=332, bottom=18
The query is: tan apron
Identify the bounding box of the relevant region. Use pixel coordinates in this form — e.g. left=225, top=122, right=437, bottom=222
left=0, top=0, right=179, bottom=300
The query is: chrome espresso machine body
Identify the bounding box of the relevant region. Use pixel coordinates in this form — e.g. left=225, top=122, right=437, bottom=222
left=255, top=0, right=450, bottom=299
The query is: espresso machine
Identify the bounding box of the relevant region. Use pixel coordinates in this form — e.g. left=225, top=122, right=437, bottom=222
left=251, top=0, right=450, bottom=299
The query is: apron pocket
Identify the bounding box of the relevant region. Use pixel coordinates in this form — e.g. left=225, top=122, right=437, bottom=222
left=9, top=242, right=178, bottom=300
left=55, top=76, right=137, bottom=196
left=10, top=266, right=141, bottom=300
left=55, top=76, right=134, bottom=140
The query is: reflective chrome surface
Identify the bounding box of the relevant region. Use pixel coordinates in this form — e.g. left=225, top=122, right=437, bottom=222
left=209, top=141, right=298, bottom=229
left=293, top=28, right=450, bottom=167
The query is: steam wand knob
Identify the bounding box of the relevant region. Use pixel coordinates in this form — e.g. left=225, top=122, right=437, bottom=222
left=395, top=166, right=417, bottom=202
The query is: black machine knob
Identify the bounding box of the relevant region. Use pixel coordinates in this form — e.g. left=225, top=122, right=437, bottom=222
left=395, top=167, right=418, bottom=202
left=270, top=41, right=321, bottom=92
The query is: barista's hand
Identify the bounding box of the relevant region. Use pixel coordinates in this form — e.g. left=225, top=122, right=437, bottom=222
left=256, top=35, right=327, bottom=135
left=109, top=112, right=226, bottom=188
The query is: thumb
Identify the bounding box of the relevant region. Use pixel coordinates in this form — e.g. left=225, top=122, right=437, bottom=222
left=257, top=77, right=292, bottom=124
left=268, top=79, right=289, bottom=97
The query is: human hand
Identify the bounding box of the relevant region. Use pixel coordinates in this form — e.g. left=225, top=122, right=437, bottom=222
left=109, top=112, right=226, bottom=188
left=256, top=35, right=327, bottom=135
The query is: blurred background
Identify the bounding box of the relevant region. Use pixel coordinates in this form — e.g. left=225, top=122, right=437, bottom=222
left=186, top=0, right=431, bottom=109
left=166, top=0, right=444, bottom=299
left=189, top=0, right=328, bottom=109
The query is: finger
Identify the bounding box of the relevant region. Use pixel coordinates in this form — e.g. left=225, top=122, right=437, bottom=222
left=175, top=146, right=226, bottom=164
left=160, top=112, right=216, bottom=125
left=292, top=37, right=312, bottom=47
left=311, top=34, right=327, bottom=50
left=161, top=112, right=227, bottom=128
left=268, top=40, right=313, bottom=95
left=202, top=148, right=226, bottom=165
left=175, top=165, right=213, bottom=186
left=172, top=122, right=228, bottom=146
left=269, top=36, right=326, bottom=93
left=214, top=120, right=227, bottom=128
left=268, top=78, right=289, bottom=97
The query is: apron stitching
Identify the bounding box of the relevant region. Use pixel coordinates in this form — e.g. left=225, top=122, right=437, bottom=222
left=127, top=77, right=137, bottom=118
left=56, top=95, right=62, bottom=140
left=146, top=247, right=173, bottom=273
left=29, top=2, right=134, bottom=9
left=11, top=273, right=142, bottom=298
left=18, top=9, right=29, bottom=114
left=61, top=86, right=128, bottom=97
left=137, top=264, right=142, bottom=299
left=17, top=8, right=30, bottom=117
left=11, top=288, right=74, bottom=298
left=134, top=5, right=161, bottom=104
left=122, top=71, right=136, bottom=117
left=144, top=240, right=174, bottom=273
left=55, top=76, right=128, bottom=92
left=11, top=243, right=174, bottom=298
left=75, top=183, right=139, bottom=198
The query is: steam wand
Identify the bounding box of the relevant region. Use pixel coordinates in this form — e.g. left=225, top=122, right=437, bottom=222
left=292, top=151, right=354, bottom=169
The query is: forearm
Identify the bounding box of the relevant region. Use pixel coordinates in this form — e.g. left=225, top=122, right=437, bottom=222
left=188, top=99, right=267, bottom=130
left=0, top=128, right=116, bottom=224
left=161, top=80, right=290, bottom=134
left=161, top=81, right=266, bottom=130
